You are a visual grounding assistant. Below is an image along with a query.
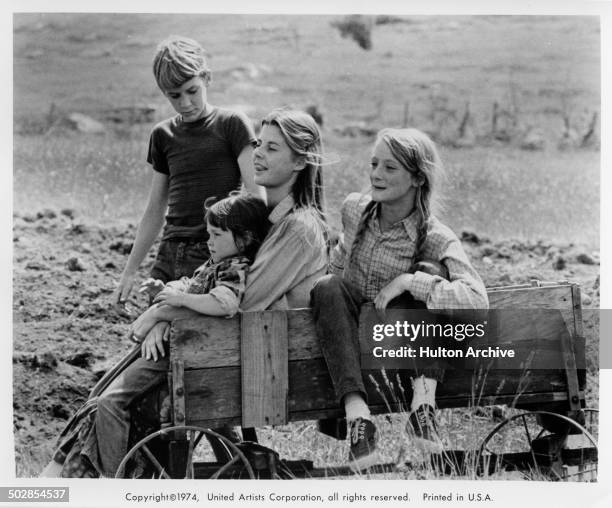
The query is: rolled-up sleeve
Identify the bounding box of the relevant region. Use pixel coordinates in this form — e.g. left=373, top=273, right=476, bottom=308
left=328, top=233, right=346, bottom=275
left=208, top=258, right=249, bottom=317
left=408, top=237, right=488, bottom=309
left=209, top=286, right=241, bottom=317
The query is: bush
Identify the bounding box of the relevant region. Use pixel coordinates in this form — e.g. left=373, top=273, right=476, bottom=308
left=331, top=15, right=372, bottom=51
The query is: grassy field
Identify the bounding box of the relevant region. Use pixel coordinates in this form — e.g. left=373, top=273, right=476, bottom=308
left=13, top=13, right=600, bottom=245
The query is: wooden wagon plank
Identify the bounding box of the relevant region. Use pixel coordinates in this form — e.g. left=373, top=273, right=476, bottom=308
left=171, top=282, right=586, bottom=429
left=171, top=309, right=317, bottom=369
left=182, top=359, right=574, bottom=427
left=241, top=311, right=289, bottom=427
left=171, top=289, right=579, bottom=371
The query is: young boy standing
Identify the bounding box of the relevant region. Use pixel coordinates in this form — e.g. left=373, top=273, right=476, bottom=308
left=114, top=35, right=262, bottom=308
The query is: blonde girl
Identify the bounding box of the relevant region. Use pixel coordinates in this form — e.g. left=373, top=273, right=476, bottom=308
left=311, top=128, right=488, bottom=472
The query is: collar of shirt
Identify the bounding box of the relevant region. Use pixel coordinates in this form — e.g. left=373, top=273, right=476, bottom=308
left=367, top=201, right=419, bottom=241
left=268, top=195, right=296, bottom=224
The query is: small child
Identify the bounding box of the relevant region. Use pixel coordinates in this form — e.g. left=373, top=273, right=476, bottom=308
left=44, top=193, right=269, bottom=478
left=136, top=193, right=270, bottom=358
left=114, top=35, right=262, bottom=309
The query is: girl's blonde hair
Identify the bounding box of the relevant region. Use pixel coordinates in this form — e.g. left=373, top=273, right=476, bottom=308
left=376, top=128, right=444, bottom=263
left=261, top=108, right=327, bottom=223
left=153, top=36, right=211, bottom=90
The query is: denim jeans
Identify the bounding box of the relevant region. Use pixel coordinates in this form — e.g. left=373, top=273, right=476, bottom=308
left=150, top=239, right=210, bottom=283
left=311, top=274, right=445, bottom=405
left=82, top=354, right=170, bottom=477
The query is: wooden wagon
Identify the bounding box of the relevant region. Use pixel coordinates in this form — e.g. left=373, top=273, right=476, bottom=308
left=113, top=281, right=597, bottom=480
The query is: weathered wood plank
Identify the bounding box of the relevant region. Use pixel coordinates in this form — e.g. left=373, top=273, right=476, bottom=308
left=182, top=361, right=579, bottom=428
left=171, top=309, right=316, bottom=369
left=171, top=285, right=580, bottom=370
left=171, top=359, right=186, bottom=439
left=241, top=311, right=289, bottom=427
left=169, top=283, right=585, bottom=428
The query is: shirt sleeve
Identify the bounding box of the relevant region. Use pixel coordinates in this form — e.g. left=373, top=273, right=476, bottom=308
left=166, top=277, right=191, bottom=292
left=407, top=237, right=489, bottom=310
left=225, top=110, right=257, bottom=158
left=328, top=192, right=364, bottom=276
left=328, top=233, right=346, bottom=275
left=146, top=127, right=169, bottom=175
left=242, top=216, right=324, bottom=311
left=208, top=258, right=250, bottom=317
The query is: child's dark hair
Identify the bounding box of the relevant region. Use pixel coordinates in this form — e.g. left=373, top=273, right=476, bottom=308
left=204, top=193, right=270, bottom=262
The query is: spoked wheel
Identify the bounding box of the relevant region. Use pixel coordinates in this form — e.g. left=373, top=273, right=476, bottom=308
left=115, top=425, right=255, bottom=479
left=477, top=410, right=598, bottom=481
left=563, top=408, right=598, bottom=481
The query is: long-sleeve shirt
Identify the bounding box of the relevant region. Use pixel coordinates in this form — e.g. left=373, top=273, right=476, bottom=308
left=242, top=195, right=328, bottom=311
left=170, top=256, right=250, bottom=317
left=330, top=193, right=488, bottom=309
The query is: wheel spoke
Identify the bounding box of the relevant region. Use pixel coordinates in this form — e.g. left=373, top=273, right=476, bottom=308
left=184, top=430, right=196, bottom=479
left=210, top=454, right=241, bottom=479
left=141, top=444, right=171, bottom=479
left=193, top=431, right=205, bottom=448
left=521, top=414, right=533, bottom=444
left=520, top=414, right=539, bottom=471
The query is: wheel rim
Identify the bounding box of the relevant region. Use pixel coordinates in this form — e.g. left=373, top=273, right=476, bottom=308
left=115, top=425, right=256, bottom=479
left=477, top=410, right=597, bottom=480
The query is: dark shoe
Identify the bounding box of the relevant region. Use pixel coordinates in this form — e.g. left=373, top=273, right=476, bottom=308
left=348, top=418, right=379, bottom=472
left=407, top=404, right=444, bottom=453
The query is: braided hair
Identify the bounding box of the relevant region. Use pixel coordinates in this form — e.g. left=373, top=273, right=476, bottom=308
left=376, top=128, right=443, bottom=264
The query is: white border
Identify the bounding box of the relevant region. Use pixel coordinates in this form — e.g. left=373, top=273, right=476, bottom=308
left=4, top=1, right=611, bottom=507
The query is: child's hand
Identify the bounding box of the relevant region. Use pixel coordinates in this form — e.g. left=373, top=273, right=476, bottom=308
left=139, top=278, right=165, bottom=298
left=140, top=322, right=170, bottom=362
left=153, top=287, right=185, bottom=307
left=129, top=306, right=159, bottom=343
left=374, top=274, right=414, bottom=317
left=113, top=272, right=137, bottom=315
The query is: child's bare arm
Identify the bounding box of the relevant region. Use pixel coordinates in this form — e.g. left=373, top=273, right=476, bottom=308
left=114, top=172, right=169, bottom=305
left=153, top=287, right=227, bottom=316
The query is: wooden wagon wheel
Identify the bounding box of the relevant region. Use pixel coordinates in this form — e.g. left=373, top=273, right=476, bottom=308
left=562, top=408, right=598, bottom=481
left=115, top=425, right=255, bottom=479
left=477, top=410, right=597, bottom=480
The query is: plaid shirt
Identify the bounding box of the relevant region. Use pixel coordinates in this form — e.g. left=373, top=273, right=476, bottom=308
left=173, top=256, right=251, bottom=317
left=330, top=193, right=488, bottom=309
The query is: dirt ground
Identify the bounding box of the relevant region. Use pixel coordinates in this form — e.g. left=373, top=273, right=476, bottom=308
left=11, top=208, right=601, bottom=476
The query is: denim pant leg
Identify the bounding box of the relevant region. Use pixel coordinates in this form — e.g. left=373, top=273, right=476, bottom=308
left=311, top=274, right=367, bottom=404
left=83, top=355, right=169, bottom=477
left=151, top=239, right=210, bottom=283
left=387, top=293, right=445, bottom=383
left=179, top=240, right=210, bottom=279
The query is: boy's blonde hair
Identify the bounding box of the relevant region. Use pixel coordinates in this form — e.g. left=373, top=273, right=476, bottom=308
left=153, top=36, right=211, bottom=90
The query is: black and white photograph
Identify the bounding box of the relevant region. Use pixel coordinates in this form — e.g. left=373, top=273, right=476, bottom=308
left=6, top=2, right=610, bottom=506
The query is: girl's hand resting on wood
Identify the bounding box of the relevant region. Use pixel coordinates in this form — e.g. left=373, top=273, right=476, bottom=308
left=140, top=322, right=170, bottom=362
left=129, top=306, right=160, bottom=343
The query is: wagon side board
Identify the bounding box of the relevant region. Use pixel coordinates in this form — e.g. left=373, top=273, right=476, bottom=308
left=169, top=283, right=586, bottom=428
